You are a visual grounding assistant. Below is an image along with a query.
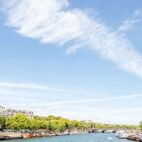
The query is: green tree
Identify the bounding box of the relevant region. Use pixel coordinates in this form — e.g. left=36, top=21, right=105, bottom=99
left=6, top=114, right=30, bottom=130
left=139, top=121, right=142, bottom=130
left=0, top=115, right=6, bottom=129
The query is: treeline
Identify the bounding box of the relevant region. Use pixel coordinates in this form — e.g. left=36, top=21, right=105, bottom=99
left=139, top=122, right=142, bottom=130
left=95, top=123, right=138, bottom=130
left=0, top=114, right=139, bottom=133
left=0, top=114, right=95, bottom=132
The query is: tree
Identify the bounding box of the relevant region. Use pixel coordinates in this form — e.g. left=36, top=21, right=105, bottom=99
left=140, top=122, right=142, bottom=130
left=0, top=115, right=6, bottom=130
left=6, top=114, right=30, bottom=130
left=3, top=114, right=139, bottom=133
left=30, top=118, right=40, bottom=131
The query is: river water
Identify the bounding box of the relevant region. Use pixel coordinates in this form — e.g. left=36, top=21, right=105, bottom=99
left=2, top=133, right=131, bottom=142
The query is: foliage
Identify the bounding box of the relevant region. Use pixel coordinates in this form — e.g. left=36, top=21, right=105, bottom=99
left=0, top=115, right=6, bottom=129
left=139, top=121, right=142, bottom=130
left=6, top=114, right=30, bottom=130
left=0, top=114, right=138, bottom=132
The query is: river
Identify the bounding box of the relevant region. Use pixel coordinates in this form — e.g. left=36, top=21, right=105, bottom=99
left=1, top=133, right=131, bottom=142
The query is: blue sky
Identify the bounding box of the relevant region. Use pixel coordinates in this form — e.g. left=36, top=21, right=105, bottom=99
left=0, top=0, right=142, bottom=124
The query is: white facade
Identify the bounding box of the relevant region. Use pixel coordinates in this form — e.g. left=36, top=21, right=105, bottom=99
left=0, top=106, right=34, bottom=118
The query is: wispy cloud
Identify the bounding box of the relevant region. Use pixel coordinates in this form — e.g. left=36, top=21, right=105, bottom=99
left=3, top=93, right=142, bottom=124
left=7, top=93, right=142, bottom=107
left=0, top=82, right=65, bottom=92
left=118, top=19, right=140, bottom=32
left=1, top=0, right=142, bottom=77
left=118, top=10, right=142, bottom=32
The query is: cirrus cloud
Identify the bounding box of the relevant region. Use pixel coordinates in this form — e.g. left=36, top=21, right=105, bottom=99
left=1, top=0, right=142, bottom=77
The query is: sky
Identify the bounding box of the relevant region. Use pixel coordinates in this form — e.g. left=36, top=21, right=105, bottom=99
left=0, top=0, right=142, bottom=124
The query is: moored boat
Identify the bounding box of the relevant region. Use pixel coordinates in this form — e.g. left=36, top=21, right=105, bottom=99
left=115, top=130, right=129, bottom=139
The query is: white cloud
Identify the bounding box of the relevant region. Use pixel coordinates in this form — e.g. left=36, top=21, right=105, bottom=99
left=67, top=43, right=83, bottom=54
left=118, top=19, right=140, bottom=32
left=6, top=93, right=142, bottom=107
left=118, top=9, right=142, bottom=32
left=1, top=91, right=142, bottom=124
left=5, top=95, right=142, bottom=124
left=0, top=82, right=65, bottom=92
left=1, top=0, right=142, bottom=78
left=118, top=10, right=142, bottom=32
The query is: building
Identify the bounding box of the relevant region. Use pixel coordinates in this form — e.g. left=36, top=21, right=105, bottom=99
left=0, top=106, right=34, bottom=118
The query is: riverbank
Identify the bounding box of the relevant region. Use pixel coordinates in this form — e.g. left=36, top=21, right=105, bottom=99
left=1, top=129, right=142, bottom=141
left=0, top=130, right=88, bottom=140
left=0, top=133, right=132, bottom=142
left=0, top=132, right=23, bottom=140
left=116, top=130, right=142, bottom=142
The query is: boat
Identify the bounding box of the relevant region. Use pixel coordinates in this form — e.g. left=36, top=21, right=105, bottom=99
left=0, top=136, right=23, bottom=140
left=105, top=130, right=115, bottom=133
left=115, top=131, right=129, bottom=139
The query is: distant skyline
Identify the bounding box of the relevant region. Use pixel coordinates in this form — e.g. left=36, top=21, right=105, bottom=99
left=0, top=0, right=142, bottom=124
